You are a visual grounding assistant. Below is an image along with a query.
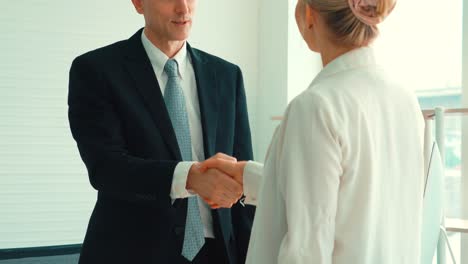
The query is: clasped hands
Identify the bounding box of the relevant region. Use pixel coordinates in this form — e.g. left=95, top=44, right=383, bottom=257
left=186, top=153, right=247, bottom=209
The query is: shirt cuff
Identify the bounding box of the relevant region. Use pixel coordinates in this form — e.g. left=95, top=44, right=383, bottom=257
left=243, top=161, right=264, bottom=206
left=170, top=161, right=197, bottom=200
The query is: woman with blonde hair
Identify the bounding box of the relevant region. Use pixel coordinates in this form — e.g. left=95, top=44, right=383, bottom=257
left=201, top=0, right=425, bottom=263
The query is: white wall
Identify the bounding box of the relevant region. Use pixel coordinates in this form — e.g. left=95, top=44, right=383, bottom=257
left=253, top=0, right=322, bottom=161
left=0, top=0, right=259, bottom=249
left=254, top=0, right=289, bottom=161
left=190, top=0, right=260, bottom=157
left=287, top=0, right=322, bottom=103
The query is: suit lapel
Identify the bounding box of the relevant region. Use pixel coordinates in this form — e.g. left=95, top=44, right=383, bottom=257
left=188, top=46, right=233, bottom=244
left=188, top=45, right=219, bottom=158
left=124, top=29, right=182, bottom=160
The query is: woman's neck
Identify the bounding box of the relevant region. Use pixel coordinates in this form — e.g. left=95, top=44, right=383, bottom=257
left=320, top=41, right=357, bottom=66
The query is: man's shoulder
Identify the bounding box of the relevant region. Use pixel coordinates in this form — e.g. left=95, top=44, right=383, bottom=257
left=190, top=47, right=240, bottom=72
left=73, top=39, right=127, bottom=66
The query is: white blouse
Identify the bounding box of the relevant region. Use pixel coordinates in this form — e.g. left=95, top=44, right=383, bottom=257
left=243, top=47, right=425, bottom=264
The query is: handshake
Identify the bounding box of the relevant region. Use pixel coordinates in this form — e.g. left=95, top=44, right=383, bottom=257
left=186, top=153, right=247, bottom=209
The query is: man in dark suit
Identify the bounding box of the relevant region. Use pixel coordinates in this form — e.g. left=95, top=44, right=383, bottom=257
left=67, top=0, right=254, bottom=263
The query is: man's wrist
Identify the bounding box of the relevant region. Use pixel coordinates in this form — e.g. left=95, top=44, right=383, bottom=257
left=186, top=162, right=202, bottom=191
left=170, top=161, right=197, bottom=200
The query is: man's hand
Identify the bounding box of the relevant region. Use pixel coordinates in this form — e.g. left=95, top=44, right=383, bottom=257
left=200, top=153, right=247, bottom=185
left=186, top=161, right=243, bottom=209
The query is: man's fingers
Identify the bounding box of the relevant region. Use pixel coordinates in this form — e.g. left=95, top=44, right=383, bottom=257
left=199, top=153, right=237, bottom=172
left=208, top=202, right=220, bottom=209
left=197, top=168, right=243, bottom=208
left=214, top=152, right=237, bottom=162
left=218, top=173, right=243, bottom=201
left=201, top=159, right=237, bottom=177
left=208, top=196, right=231, bottom=209
left=200, top=185, right=232, bottom=208
left=200, top=196, right=221, bottom=209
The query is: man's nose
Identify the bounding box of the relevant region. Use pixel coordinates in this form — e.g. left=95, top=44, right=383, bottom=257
left=175, top=0, right=190, bottom=15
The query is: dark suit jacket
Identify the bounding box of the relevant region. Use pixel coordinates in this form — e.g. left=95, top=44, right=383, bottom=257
left=68, top=29, right=255, bottom=264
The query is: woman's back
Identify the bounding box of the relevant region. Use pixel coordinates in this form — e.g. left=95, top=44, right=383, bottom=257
left=246, top=47, right=425, bottom=264
left=308, top=47, right=425, bottom=262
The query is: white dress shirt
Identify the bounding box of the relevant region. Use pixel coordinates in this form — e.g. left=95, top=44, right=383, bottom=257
left=141, top=31, right=214, bottom=238
left=243, top=47, right=425, bottom=263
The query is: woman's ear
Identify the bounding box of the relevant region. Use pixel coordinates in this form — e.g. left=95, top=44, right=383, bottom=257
left=304, top=4, right=317, bottom=30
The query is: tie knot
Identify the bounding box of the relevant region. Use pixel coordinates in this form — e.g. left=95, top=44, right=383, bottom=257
left=164, top=59, right=179, bottom=78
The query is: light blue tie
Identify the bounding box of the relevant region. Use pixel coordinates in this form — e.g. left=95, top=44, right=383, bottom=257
left=163, top=59, right=205, bottom=261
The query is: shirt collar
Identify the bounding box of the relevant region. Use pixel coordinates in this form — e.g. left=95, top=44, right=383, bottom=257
left=140, top=30, right=188, bottom=80
left=311, top=46, right=379, bottom=87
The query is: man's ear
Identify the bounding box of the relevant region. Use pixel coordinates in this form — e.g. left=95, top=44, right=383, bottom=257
left=131, top=0, right=144, bottom=14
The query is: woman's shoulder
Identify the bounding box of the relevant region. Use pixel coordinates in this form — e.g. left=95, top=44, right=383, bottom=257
left=289, top=77, right=349, bottom=113
left=284, top=87, right=339, bottom=128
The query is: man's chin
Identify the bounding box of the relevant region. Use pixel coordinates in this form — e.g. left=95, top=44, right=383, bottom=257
left=171, top=33, right=191, bottom=42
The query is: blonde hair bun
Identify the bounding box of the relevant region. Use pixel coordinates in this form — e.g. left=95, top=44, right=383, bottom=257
left=348, top=0, right=396, bottom=26
left=304, top=0, right=397, bottom=46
